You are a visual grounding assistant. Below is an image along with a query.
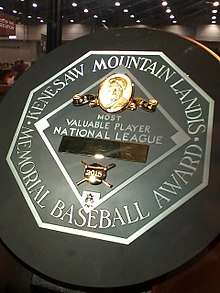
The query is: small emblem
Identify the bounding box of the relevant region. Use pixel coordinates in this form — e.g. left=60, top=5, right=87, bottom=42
left=72, top=73, right=158, bottom=113
left=76, top=161, right=116, bottom=188
left=82, top=191, right=101, bottom=211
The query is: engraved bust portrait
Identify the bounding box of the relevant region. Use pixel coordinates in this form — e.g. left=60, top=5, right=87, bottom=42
left=98, top=73, right=133, bottom=113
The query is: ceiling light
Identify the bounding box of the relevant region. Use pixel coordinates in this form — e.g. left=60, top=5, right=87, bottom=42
left=136, top=20, right=141, bottom=23
left=93, top=15, right=98, bottom=18
left=9, top=35, right=17, bottom=39
left=212, top=15, right=217, bottom=19
left=27, top=15, right=32, bottom=18
left=162, top=1, right=168, bottom=6
left=32, top=2, right=38, bottom=8
left=70, top=19, right=74, bottom=23
left=172, top=20, right=177, bottom=23
left=0, top=6, right=3, bottom=10
left=212, top=9, right=218, bottom=13
left=166, top=8, right=171, bottom=13
left=102, top=19, right=106, bottom=23
left=130, top=14, right=135, bottom=18
left=37, top=16, right=41, bottom=19
left=170, top=14, right=175, bottom=19
left=84, top=8, right=89, bottom=13
left=123, top=9, right=128, bottom=13
left=213, top=1, right=219, bottom=7
left=212, top=20, right=217, bottom=23
left=115, top=2, right=120, bottom=6
left=40, top=19, right=44, bottom=23
left=12, top=10, right=17, bottom=14
left=72, top=2, right=77, bottom=7
left=20, top=0, right=25, bottom=2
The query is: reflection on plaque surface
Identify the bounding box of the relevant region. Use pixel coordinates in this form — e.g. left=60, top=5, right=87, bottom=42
left=59, top=136, right=149, bottom=163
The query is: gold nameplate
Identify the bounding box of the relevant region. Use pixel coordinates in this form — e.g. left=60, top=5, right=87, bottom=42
left=59, top=136, right=149, bottom=163
left=72, top=73, right=158, bottom=113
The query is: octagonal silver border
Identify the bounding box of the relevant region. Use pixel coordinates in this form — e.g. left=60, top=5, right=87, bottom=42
left=6, top=51, right=215, bottom=245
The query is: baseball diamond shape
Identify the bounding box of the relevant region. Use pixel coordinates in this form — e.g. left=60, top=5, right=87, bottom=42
left=6, top=51, right=214, bottom=245
left=34, top=67, right=190, bottom=213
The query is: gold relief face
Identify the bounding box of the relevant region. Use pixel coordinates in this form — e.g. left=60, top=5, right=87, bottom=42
left=72, top=73, right=158, bottom=113
left=98, top=73, right=133, bottom=113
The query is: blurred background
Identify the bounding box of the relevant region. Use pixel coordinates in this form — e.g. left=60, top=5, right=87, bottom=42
left=0, top=0, right=219, bottom=98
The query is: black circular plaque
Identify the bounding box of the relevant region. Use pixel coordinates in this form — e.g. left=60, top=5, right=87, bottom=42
left=0, top=28, right=219, bottom=288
